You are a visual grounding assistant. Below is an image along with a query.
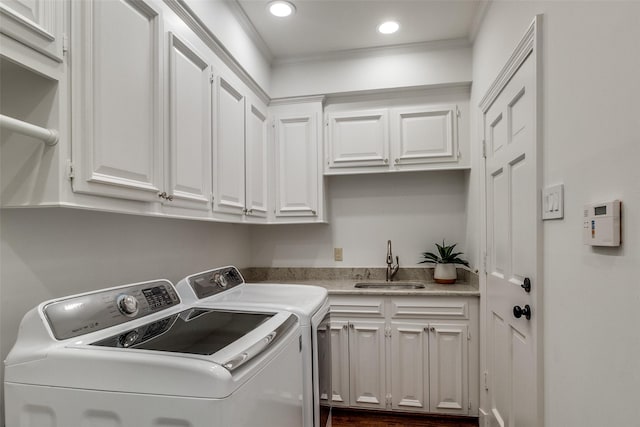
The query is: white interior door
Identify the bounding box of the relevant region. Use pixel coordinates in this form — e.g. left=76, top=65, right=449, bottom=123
left=484, top=51, right=541, bottom=426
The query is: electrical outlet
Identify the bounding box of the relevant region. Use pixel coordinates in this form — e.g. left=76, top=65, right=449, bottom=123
left=334, top=247, right=343, bottom=262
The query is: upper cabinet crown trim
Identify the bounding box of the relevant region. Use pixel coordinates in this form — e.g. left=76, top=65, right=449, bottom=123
left=270, top=95, right=326, bottom=106
left=163, top=0, right=270, bottom=105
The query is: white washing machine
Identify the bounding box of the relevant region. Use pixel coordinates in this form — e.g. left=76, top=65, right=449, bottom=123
left=4, top=279, right=304, bottom=427
left=175, top=266, right=331, bottom=427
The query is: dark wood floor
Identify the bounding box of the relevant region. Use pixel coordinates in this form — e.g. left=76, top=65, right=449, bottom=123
left=331, top=408, right=479, bottom=427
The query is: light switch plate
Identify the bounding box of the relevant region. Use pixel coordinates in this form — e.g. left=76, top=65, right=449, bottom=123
left=542, top=184, right=564, bottom=220
left=334, top=247, right=343, bottom=262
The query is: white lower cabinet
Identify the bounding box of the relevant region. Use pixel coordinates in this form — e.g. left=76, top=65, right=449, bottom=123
left=348, top=320, right=387, bottom=409
left=390, top=322, right=429, bottom=411
left=428, top=323, right=468, bottom=414
left=330, top=295, right=478, bottom=416
left=330, top=320, right=350, bottom=407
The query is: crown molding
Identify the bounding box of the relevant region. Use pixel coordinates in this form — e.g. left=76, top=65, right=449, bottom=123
left=164, top=0, right=270, bottom=104
left=468, top=1, right=492, bottom=43
left=269, top=95, right=326, bottom=106
left=272, top=37, right=472, bottom=67
left=227, top=0, right=274, bottom=63
left=323, top=82, right=472, bottom=104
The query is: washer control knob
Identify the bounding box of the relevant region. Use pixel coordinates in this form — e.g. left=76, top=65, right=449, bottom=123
left=117, top=294, right=139, bottom=316
left=120, top=330, right=139, bottom=348
left=212, top=273, right=228, bottom=288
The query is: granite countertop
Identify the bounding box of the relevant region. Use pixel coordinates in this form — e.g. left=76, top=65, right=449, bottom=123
left=241, top=267, right=480, bottom=297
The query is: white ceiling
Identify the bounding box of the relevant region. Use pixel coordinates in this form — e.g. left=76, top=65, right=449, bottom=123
left=235, top=0, right=485, bottom=60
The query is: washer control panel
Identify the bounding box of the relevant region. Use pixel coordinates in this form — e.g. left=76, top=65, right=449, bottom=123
left=43, top=280, right=180, bottom=340
left=188, top=266, right=244, bottom=299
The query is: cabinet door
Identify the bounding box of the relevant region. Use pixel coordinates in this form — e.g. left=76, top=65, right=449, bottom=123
left=71, top=0, right=163, bottom=202
left=245, top=98, right=268, bottom=218
left=326, top=109, right=389, bottom=169
left=428, top=323, right=468, bottom=415
left=212, top=76, right=245, bottom=216
left=274, top=113, right=318, bottom=218
left=391, top=105, right=458, bottom=166
left=390, top=322, right=429, bottom=412
left=165, top=32, right=211, bottom=210
left=348, top=320, right=386, bottom=410
left=0, top=0, right=64, bottom=62
left=330, top=320, right=350, bottom=407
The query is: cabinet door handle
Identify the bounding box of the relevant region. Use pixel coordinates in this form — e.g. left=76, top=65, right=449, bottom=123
left=395, top=158, right=400, bottom=164
left=158, top=191, right=173, bottom=201
left=343, top=324, right=348, bottom=330
left=383, top=158, right=389, bottom=164
left=349, top=323, right=354, bottom=329
left=423, top=327, right=429, bottom=332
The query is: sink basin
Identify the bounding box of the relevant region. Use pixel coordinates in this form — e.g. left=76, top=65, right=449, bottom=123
left=354, top=282, right=425, bottom=290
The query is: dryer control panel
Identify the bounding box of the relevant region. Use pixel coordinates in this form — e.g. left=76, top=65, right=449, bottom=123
left=43, top=280, right=180, bottom=340
left=188, top=266, right=244, bottom=299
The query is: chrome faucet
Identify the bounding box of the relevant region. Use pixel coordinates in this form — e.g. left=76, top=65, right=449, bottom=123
left=386, top=240, right=400, bottom=282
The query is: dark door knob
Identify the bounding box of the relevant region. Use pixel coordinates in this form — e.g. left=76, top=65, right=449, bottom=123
left=521, top=277, right=531, bottom=293
left=513, top=305, right=532, bottom=320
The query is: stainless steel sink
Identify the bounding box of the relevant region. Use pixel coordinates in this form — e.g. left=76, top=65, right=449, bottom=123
left=354, top=282, right=425, bottom=290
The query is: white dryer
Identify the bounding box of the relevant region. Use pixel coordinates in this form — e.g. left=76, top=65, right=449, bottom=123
left=176, top=266, right=331, bottom=427
left=4, top=279, right=303, bottom=427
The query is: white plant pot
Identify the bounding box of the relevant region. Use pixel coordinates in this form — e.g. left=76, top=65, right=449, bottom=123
left=434, top=263, right=457, bottom=284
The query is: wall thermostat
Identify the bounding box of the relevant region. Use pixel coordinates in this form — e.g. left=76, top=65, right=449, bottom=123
left=583, top=200, right=621, bottom=246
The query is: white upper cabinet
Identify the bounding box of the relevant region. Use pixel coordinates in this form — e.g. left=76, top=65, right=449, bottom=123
left=212, top=75, right=246, bottom=216
left=271, top=98, right=324, bottom=222
left=324, top=90, right=469, bottom=175
left=212, top=75, right=270, bottom=221
left=0, top=0, right=64, bottom=67
left=245, top=97, right=269, bottom=218
left=71, top=0, right=164, bottom=202
left=326, top=109, right=389, bottom=169
left=391, top=105, right=458, bottom=166
left=165, top=32, right=211, bottom=211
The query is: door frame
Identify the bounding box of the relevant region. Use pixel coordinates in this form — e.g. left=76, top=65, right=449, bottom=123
left=478, top=15, right=544, bottom=426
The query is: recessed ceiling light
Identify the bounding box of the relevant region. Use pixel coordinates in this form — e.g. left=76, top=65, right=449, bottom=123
left=268, top=1, right=295, bottom=18
left=378, top=21, right=400, bottom=35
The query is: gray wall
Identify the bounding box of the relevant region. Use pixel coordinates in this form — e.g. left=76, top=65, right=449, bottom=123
left=0, top=208, right=251, bottom=416
left=471, top=2, right=640, bottom=425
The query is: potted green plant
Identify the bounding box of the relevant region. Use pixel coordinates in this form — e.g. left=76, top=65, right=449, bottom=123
left=419, top=240, right=469, bottom=284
